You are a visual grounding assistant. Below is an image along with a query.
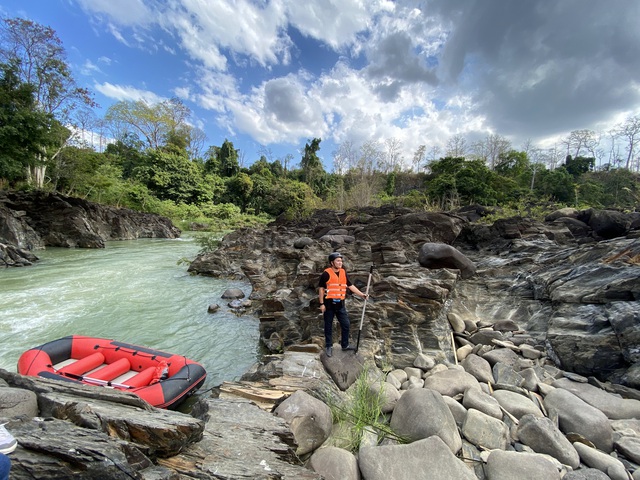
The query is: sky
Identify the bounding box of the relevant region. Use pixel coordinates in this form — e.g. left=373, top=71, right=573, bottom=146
left=1, top=0, right=639, bottom=171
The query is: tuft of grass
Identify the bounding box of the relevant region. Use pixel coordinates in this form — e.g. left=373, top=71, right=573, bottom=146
left=326, top=367, right=404, bottom=452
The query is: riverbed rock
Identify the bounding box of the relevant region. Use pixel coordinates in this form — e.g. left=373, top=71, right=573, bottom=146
left=308, top=446, right=359, bottom=480
left=0, top=191, right=180, bottom=265
left=274, top=390, right=333, bottom=455
left=485, top=449, right=561, bottom=480
left=358, top=435, right=476, bottom=480
left=517, top=413, right=580, bottom=469
left=390, top=388, right=462, bottom=453
left=544, top=388, right=614, bottom=452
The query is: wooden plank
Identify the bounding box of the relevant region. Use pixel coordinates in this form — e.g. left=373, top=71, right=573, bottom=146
left=219, top=382, right=288, bottom=404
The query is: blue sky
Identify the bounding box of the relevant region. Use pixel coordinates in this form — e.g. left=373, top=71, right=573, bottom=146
left=2, top=0, right=639, bottom=171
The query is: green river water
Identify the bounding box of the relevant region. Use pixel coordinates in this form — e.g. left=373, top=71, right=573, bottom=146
left=0, top=234, right=260, bottom=395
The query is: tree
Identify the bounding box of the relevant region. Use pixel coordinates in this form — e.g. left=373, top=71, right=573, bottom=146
left=562, top=129, right=599, bottom=159
left=217, top=139, right=240, bottom=177
left=135, top=149, right=211, bottom=204
left=412, top=144, right=426, bottom=173
left=300, top=138, right=327, bottom=196
left=471, top=133, right=511, bottom=169
left=0, top=62, right=52, bottom=183
left=445, top=134, right=467, bottom=158
left=105, top=98, right=192, bottom=151
left=613, top=115, right=640, bottom=171
left=564, top=155, right=595, bottom=177
left=0, top=18, right=95, bottom=187
left=332, top=140, right=357, bottom=175
left=381, top=137, right=404, bottom=173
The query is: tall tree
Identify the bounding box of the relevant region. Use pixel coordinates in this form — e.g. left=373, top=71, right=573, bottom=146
left=300, top=138, right=326, bottom=196
left=105, top=98, right=192, bottom=151
left=217, top=139, right=240, bottom=177
left=613, top=115, right=640, bottom=171
left=445, top=133, right=467, bottom=158
left=471, top=133, right=511, bottom=169
left=412, top=144, right=426, bottom=173
left=0, top=62, right=52, bottom=182
left=562, top=129, right=599, bottom=159
left=0, top=18, right=94, bottom=187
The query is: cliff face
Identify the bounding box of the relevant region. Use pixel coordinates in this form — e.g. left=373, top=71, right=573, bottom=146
left=188, top=206, right=640, bottom=388
left=0, top=191, right=180, bottom=266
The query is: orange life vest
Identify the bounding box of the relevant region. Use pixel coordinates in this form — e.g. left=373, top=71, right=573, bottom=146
left=324, top=268, right=347, bottom=300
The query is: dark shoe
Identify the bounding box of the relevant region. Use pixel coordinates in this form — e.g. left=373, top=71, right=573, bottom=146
left=325, top=347, right=333, bottom=357
left=342, top=344, right=355, bottom=351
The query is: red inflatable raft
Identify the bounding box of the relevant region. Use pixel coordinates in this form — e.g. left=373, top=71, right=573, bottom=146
left=17, top=335, right=207, bottom=409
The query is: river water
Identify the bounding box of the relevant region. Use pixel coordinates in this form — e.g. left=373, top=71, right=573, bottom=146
left=0, top=234, right=260, bottom=395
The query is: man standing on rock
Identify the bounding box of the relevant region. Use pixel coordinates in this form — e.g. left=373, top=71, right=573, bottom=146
left=318, top=252, right=368, bottom=357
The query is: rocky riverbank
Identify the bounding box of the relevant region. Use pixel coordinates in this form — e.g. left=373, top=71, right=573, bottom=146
left=0, top=191, right=180, bottom=266
left=1, top=201, right=639, bottom=478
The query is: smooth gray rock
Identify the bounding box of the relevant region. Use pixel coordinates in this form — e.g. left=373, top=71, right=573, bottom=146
left=544, top=388, right=614, bottom=453
left=461, top=353, right=495, bottom=384
left=573, top=442, right=629, bottom=480
left=485, top=449, right=561, bottom=480
left=358, top=436, right=477, bottom=480
left=492, top=363, right=525, bottom=387
left=442, top=396, right=468, bottom=427
left=517, top=413, right=580, bottom=469
left=0, top=387, right=38, bottom=418
left=552, top=377, right=640, bottom=420
left=309, top=446, right=360, bottom=480
left=563, top=468, right=612, bottom=479
left=368, top=381, right=400, bottom=414
left=482, top=348, right=520, bottom=367
left=462, top=387, right=502, bottom=419
left=274, top=390, right=333, bottom=455
left=221, top=287, right=245, bottom=299
left=462, top=408, right=510, bottom=450
left=413, top=353, right=436, bottom=371
left=418, top=242, right=477, bottom=279
left=423, top=368, right=481, bottom=397
left=615, top=435, right=640, bottom=464
left=321, top=345, right=366, bottom=391
left=492, top=389, right=544, bottom=420
left=390, top=388, right=462, bottom=453
left=388, top=369, right=408, bottom=384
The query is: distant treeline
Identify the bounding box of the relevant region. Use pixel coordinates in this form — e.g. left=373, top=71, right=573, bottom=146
left=1, top=17, right=638, bottom=230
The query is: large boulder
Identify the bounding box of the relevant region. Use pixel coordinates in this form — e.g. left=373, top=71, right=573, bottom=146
left=544, top=388, right=614, bottom=452
left=274, top=390, right=333, bottom=455
left=517, top=413, right=580, bottom=469
left=358, top=435, right=476, bottom=480
left=418, top=243, right=476, bottom=279
left=389, top=388, right=461, bottom=453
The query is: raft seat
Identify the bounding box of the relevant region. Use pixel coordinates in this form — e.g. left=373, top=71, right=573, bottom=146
left=90, top=358, right=131, bottom=381
left=122, top=366, right=156, bottom=388
left=58, top=352, right=105, bottom=376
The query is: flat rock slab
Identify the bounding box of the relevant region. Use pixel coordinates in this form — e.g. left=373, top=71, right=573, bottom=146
left=160, top=397, right=321, bottom=479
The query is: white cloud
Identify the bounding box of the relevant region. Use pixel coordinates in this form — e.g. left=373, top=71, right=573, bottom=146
left=74, top=0, right=154, bottom=26
left=94, top=82, right=166, bottom=104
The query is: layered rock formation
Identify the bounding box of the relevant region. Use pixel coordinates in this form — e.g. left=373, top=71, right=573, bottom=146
left=0, top=191, right=180, bottom=266
left=188, top=206, right=640, bottom=387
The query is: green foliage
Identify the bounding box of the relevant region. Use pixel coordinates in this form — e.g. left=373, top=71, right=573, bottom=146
left=300, top=137, right=328, bottom=197
left=534, top=167, right=575, bottom=203
left=326, top=368, right=403, bottom=452
left=564, top=155, right=595, bottom=177
left=135, top=149, right=212, bottom=204
left=0, top=62, right=52, bottom=183
left=193, top=233, right=221, bottom=254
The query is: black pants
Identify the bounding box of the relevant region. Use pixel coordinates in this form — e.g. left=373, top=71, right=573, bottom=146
left=323, top=300, right=350, bottom=348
